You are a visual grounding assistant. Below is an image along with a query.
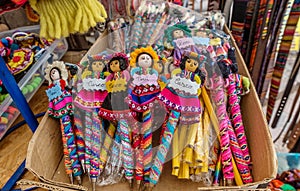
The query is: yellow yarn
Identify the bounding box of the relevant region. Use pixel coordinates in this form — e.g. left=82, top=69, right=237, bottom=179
left=54, top=0, right=68, bottom=37
left=29, top=0, right=107, bottom=38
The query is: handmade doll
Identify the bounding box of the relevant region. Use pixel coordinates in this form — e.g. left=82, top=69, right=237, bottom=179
left=149, top=51, right=203, bottom=187
left=73, top=54, right=109, bottom=186
left=127, top=46, right=161, bottom=187
left=99, top=52, right=136, bottom=188
left=164, top=24, right=201, bottom=67
left=153, top=58, right=168, bottom=90
left=44, top=61, right=82, bottom=184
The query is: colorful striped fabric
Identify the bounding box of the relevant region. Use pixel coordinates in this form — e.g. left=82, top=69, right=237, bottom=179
left=240, top=0, right=256, bottom=59
left=256, top=0, right=288, bottom=98
left=248, top=0, right=268, bottom=72
left=259, top=0, right=295, bottom=104
left=142, top=109, right=153, bottom=183
left=250, top=0, right=276, bottom=87
left=266, top=0, right=300, bottom=122
left=231, top=0, right=250, bottom=49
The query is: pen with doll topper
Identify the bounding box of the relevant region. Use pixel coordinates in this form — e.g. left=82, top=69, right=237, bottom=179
left=149, top=51, right=203, bottom=188
left=45, top=61, right=82, bottom=184
left=164, top=24, right=201, bottom=67
left=127, top=46, right=161, bottom=188
left=215, top=47, right=253, bottom=184
left=73, top=54, right=109, bottom=187
left=204, top=49, right=252, bottom=185
left=99, top=52, right=136, bottom=189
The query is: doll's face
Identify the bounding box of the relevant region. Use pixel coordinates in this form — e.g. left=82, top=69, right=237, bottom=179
left=153, top=61, right=163, bottom=74
left=185, top=58, right=199, bottom=72
left=92, top=61, right=105, bottom=72
left=50, top=68, right=60, bottom=81
left=138, top=53, right=152, bottom=69
left=173, top=29, right=184, bottom=39
left=110, top=60, right=121, bottom=72
left=196, top=31, right=207, bottom=37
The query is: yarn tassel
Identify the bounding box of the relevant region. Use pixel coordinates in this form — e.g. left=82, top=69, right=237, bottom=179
left=29, top=0, right=107, bottom=38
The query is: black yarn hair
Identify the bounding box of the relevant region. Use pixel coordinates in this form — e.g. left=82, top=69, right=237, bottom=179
left=49, top=67, right=61, bottom=82
left=108, top=56, right=128, bottom=73
left=180, top=55, right=200, bottom=74
left=217, top=60, right=231, bottom=79
left=228, top=47, right=238, bottom=73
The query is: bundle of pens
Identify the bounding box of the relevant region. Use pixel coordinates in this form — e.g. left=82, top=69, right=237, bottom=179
left=45, top=1, right=254, bottom=190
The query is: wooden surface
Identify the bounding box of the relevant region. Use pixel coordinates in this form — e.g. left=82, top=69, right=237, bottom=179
left=0, top=84, right=48, bottom=189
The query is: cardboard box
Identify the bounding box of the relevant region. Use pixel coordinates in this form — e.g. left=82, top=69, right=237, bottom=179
left=18, top=26, right=277, bottom=190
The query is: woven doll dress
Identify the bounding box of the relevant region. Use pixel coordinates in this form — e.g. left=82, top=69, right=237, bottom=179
left=74, top=71, right=108, bottom=110
left=47, top=79, right=73, bottom=118
left=99, top=70, right=135, bottom=121
left=127, top=67, right=160, bottom=112
left=158, top=69, right=202, bottom=124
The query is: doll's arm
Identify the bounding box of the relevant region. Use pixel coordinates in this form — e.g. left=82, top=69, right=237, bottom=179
left=59, top=79, right=66, bottom=90
left=130, top=67, right=140, bottom=76
left=104, top=71, right=110, bottom=77
left=194, top=75, right=202, bottom=96
left=122, top=70, right=131, bottom=82
left=151, top=69, right=159, bottom=76
left=171, top=68, right=181, bottom=77
left=106, top=73, right=114, bottom=82
left=81, top=70, right=92, bottom=79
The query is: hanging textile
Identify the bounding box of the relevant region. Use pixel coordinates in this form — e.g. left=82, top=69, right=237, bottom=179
left=240, top=0, right=256, bottom=58
left=230, top=0, right=250, bottom=49
left=266, top=0, right=300, bottom=123
left=248, top=0, right=269, bottom=72
left=259, top=0, right=295, bottom=105
left=255, top=0, right=289, bottom=100
left=250, top=0, right=278, bottom=87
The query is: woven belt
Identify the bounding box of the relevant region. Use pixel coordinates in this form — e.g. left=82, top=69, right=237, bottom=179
left=259, top=0, right=295, bottom=105
left=256, top=0, right=289, bottom=99
left=248, top=0, right=269, bottom=72
left=266, top=0, right=300, bottom=123
left=271, top=52, right=300, bottom=128
left=273, top=83, right=300, bottom=143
